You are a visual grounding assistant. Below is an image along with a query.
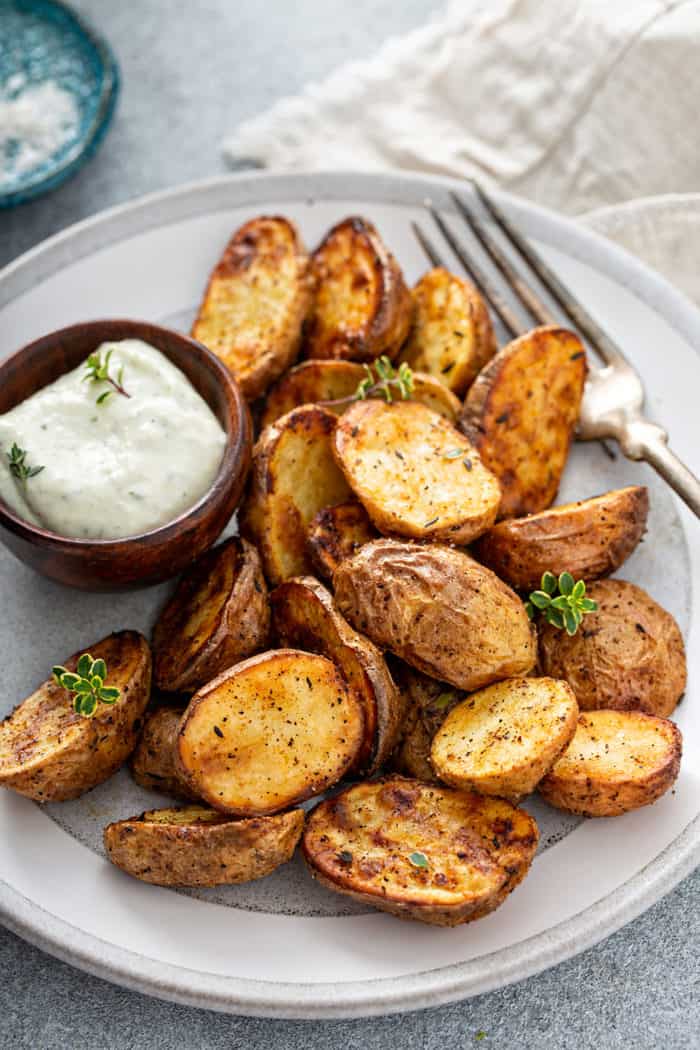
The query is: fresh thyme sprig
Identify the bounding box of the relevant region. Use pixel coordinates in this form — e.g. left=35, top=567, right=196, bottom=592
left=52, top=653, right=121, bottom=717
left=322, top=356, right=415, bottom=408
left=525, top=572, right=598, bottom=636
left=6, top=443, right=44, bottom=483
left=83, top=348, right=130, bottom=404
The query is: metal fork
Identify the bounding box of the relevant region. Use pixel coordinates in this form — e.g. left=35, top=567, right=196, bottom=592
left=412, top=183, right=700, bottom=518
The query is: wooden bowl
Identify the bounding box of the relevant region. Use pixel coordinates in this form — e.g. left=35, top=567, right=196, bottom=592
left=0, top=320, right=252, bottom=590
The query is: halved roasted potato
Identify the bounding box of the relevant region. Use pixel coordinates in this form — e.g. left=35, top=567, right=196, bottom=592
left=460, top=326, right=587, bottom=518
left=104, top=804, right=304, bottom=886
left=431, top=677, right=579, bottom=800
left=302, top=777, right=539, bottom=926
left=191, top=216, right=315, bottom=400
left=474, top=486, right=649, bottom=591
left=538, top=579, right=686, bottom=717
left=399, top=267, right=496, bottom=396
left=539, top=710, right=682, bottom=817
left=262, top=359, right=461, bottom=427
left=334, top=400, right=501, bottom=544
left=305, top=217, right=413, bottom=362
left=152, top=537, right=270, bottom=694
left=130, top=707, right=197, bottom=799
left=271, top=576, right=404, bottom=773
left=306, top=501, right=377, bottom=580
left=176, top=649, right=365, bottom=815
left=389, top=663, right=464, bottom=781
left=240, top=404, right=352, bottom=585
left=0, top=631, right=151, bottom=802
left=333, top=540, right=536, bottom=691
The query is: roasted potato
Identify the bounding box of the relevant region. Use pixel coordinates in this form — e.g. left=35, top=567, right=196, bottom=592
left=302, top=777, right=539, bottom=926
left=240, top=404, right=352, bottom=585
left=305, top=217, right=413, bottom=362
left=191, top=216, right=315, bottom=400
left=390, top=663, right=464, bottom=781
left=104, top=804, right=304, bottom=886
left=539, top=710, right=682, bottom=817
left=333, top=540, right=536, bottom=690
left=271, top=576, right=404, bottom=773
left=399, top=267, right=496, bottom=396
left=475, top=486, right=649, bottom=591
left=307, top=501, right=377, bottom=580
left=460, top=326, right=587, bottom=518
left=538, top=579, right=686, bottom=717
left=262, top=359, right=461, bottom=428
left=0, top=631, right=151, bottom=802
left=431, top=677, right=579, bottom=800
left=334, top=400, right=501, bottom=544
left=130, top=708, right=198, bottom=799
left=152, top=537, right=270, bottom=694
left=176, top=649, right=365, bottom=815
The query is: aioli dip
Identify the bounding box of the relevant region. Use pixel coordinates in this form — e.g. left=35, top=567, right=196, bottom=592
left=0, top=339, right=227, bottom=540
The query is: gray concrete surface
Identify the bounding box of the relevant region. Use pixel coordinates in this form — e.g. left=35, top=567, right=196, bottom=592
left=0, top=2, right=698, bottom=1047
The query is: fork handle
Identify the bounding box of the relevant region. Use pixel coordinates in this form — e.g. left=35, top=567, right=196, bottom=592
left=619, top=419, right=700, bottom=518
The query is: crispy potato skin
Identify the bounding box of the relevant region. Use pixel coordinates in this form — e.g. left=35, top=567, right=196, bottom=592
left=538, top=579, right=686, bottom=718
left=475, top=486, right=649, bottom=591
left=539, top=710, right=682, bottom=817
left=431, top=677, right=579, bottom=800
left=191, top=216, right=315, bottom=400
left=302, top=777, right=538, bottom=925
left=262, top=359, right=461, bottom=428
left=333, top=540, right=536, bottom=690
left=130, top=708, right=198, bottom=800
left=305, top=217, right=413, bottom=362
left=0, top=631, right=151, bottom=802
left=271, top=576, right=404, bottom=773
left=399, top=267, right=496, bottom=396
left=307, top=501, right=377, bottom=580
left=104, top=805, right=304, bottom=886
left=152, top=537, right=270, bottom=694
left=460, top=326, right=587, bottom=518
left=240, top=404, right=352, bottom=585
left=176, top=649, right=365, bottom=816
left=334, top=400, right=501, bottom=545
left=389, top=663, right=464, bottom=781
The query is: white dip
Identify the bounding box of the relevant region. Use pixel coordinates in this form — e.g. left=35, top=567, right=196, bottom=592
left=0, top=339, right=227, bottom=539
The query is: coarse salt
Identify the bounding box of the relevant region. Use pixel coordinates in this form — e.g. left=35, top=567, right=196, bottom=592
left=0, top=75, right=79, bottom=183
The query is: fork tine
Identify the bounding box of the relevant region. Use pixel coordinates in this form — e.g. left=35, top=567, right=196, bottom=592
left=423, top=204, right=523, bottom=339
left=449, top=192, right=556, bottom=327
left=410, top=221, right=447, bottom=269
left=468, top=179, right=622, bottom=366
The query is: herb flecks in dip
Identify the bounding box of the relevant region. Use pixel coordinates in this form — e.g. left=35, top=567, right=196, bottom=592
left=0, top=339, right=227, bottom=540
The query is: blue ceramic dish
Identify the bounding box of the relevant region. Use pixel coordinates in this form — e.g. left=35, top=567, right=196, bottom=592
left=0, top=0, right=119, bottom=207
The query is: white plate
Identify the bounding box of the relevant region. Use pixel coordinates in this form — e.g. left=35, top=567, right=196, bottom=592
left=0, top=171, right=697, bottom=1019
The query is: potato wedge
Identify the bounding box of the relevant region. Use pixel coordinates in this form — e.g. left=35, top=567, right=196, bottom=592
left=104, top=804, right=304, bottom=886
left=176, top=649, right=365, bottom=815
left=538, top=579, right=686, bottom=717
left=191, top=216, right=315, bottom=400
left=390, top=663, right=464, bottom=781
left=475, top=486, right=649, bottom=591
left=305, top=217, right=413, bottom=362
left=539, top=710, right=682, bottom=817
left=431, top=677, right=579, bottom=800
left=262, top=359, right=461, bottom=428
left=307, top=501, right=377, bottom=580
left=240, top=404, right=352, bottom=585
left=0, top=631, right=151, bottom=802
left=130, top=708, right=198, bottom=799
left=302, top=777, right=538, bottom=926
left=399, top=267, right=496, bottom=396
left=271, top=576, right=404, bottom=773
left=333, top=540, right=536, bottom=690
left=460, top=326, right=587, bottom=518
left=334, top=400, right=501, bottom=544
left=153, top=537, right=270, bottom=694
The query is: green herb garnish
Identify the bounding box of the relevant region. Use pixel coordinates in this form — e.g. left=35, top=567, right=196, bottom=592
left=525, top=572, right=598, bottom=636
left=6, top=443, right=44, bottom=483
left=322, top=357, right=414, bottom=408
left=475, top=1033, right=487, bottom=1042
left=442, top=448, right=464, bottom=460
left=83, top=347, right=130, bottom=404
left=433, top=691, right=457, bottom=711
left=408, top=850, right=429, bottom=869
left=52, top=653, right=121, bottom=717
